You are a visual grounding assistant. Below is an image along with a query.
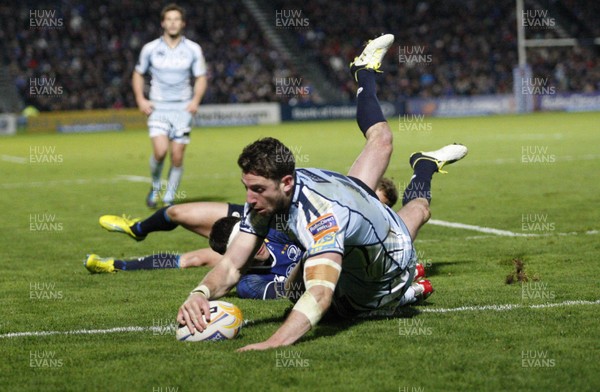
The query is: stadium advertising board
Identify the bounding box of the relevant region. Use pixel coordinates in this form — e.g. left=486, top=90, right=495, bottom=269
left=407, top=95, right=516, bottom=117
left=26, top=109, right=145, bottom=133
left=539, top=92, right=600, bottom=112
left=281, top=102, right=397, bottom=121
left=194, top=103, right=280, bottom=126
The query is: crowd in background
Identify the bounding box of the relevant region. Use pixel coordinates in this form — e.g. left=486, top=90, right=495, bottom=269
left=1, top=0, right=598, bottom=111
left=2, top=0, right=303, bottom=111
left=284, top=0, right=599, bottom=102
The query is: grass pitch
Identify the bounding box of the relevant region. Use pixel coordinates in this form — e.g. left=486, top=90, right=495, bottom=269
left=1, top=112, right=599, bottom=392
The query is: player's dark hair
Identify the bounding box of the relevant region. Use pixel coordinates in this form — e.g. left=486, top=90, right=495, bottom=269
left=209, top=217, right=241, bottom=255
left=237, top=137, right=295, bottom=180
left=377, top=177, right=399, bottom=208
left=161, top=3, right=186, bottom=21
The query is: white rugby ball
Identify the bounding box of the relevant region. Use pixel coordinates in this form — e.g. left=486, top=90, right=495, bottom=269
left=176, top=300, right=243, bottom=342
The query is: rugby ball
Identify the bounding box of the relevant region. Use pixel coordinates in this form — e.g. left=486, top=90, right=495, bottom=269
left=176, top=300, right=243, bottom=342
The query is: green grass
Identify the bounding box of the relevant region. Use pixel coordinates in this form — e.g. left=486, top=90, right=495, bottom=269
left=1, top=112, right=599, bottom=391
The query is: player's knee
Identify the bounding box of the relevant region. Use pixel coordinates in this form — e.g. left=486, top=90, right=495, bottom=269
left=370, top=126, right=393, bottom=155
left=166, top=205, right=182, bottom=223
left=171, top=156, right=184, bottom=167
left=154, top=150, right=167, bottom=161
left=415, top=200, right=431, bottom=223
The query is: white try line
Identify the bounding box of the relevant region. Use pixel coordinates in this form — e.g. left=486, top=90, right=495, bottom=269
left=428, top=219, right=532, bottom=237
left=428, top=219, right=599, bottom=238
left=1, top=300, right=598, bottom=339
left=421, top=299, right=600, bottom=314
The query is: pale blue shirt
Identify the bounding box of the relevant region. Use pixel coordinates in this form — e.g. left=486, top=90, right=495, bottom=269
left=135, top=36, right=206, bottom=102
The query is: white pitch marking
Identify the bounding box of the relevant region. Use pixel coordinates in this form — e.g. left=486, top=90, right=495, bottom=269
left=427, top=219, right=599, bottom=239
left=421, top=299, right=600, bottom=314
left=428, top=219, right=535, bottom=237
left=0, top=154, right=27, bottom=164
left=116, top=175, right=152, bottom=183
left=1, top=300, right=598, bottom=339
left=0, top=326, right=164, bottom=339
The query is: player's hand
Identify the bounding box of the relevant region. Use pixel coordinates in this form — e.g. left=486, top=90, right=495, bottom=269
left=185, top=101, right=199, bottom=115
left=137, top=98, right=154, bottom=116
left=177, top=293, right=211, bottom=334
left=237, top=340, right=278, bottom=352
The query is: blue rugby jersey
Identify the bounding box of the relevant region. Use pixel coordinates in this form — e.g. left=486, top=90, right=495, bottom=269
left=246, top=228, right=302, bottom=280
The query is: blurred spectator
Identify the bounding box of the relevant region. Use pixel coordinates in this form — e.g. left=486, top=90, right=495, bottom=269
left=2, top=0, right=598, bottom=111
left=1, top=0, right=312, bottom=111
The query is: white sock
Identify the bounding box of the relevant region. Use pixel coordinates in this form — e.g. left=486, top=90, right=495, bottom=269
left=164, top=166, right=183, bottom=203
left=149, top=156, right=164, bottom=193
left=397, top=286, right=417, bottom=307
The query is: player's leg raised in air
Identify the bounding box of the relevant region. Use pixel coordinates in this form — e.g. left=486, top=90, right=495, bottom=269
left=397, top=144, right=468, bottom=240
left=98, top=202, right=237, bottom=241
left=347, top=34, right=395, bottom=191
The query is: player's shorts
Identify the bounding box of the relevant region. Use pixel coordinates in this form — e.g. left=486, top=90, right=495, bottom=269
left=330, top=216, right=417, bottom=319
left=148, top=101, right=192, bottom=144
left=236, top=273, right=285, bottom=300
left=227, top=203, right=244, bottom=218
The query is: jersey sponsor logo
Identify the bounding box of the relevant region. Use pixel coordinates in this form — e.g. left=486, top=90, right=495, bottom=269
left=308, top=233, right=337, bottom=255
left=307, top=213, right=338, bottom=241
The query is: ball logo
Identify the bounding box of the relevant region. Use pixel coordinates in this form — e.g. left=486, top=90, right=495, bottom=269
left=176, top=301, right=243, bottom=342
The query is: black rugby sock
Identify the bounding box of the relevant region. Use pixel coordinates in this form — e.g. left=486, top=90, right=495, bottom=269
left=114, top=254, right=180, bottom=271
left=356, top=70, right=385, bottom=135
left=402, top=160, right=437, bottom=205
left=132, top=207, right=178, bottom=236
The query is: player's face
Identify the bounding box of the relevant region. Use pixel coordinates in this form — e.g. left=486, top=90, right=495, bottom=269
left=253, top=243, right=270, bottom=262
left=161, top=10, right=185, bottom=38
left=242, top=172, right=293, bottom=217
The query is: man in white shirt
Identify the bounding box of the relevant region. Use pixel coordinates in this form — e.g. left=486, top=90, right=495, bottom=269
left=132, top=3, right=207, bottom=207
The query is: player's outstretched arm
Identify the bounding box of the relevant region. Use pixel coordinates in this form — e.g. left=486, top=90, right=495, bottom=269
left=177, top=231, right=262, bottom=334
left=237, top=253, right=342, bottom=351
